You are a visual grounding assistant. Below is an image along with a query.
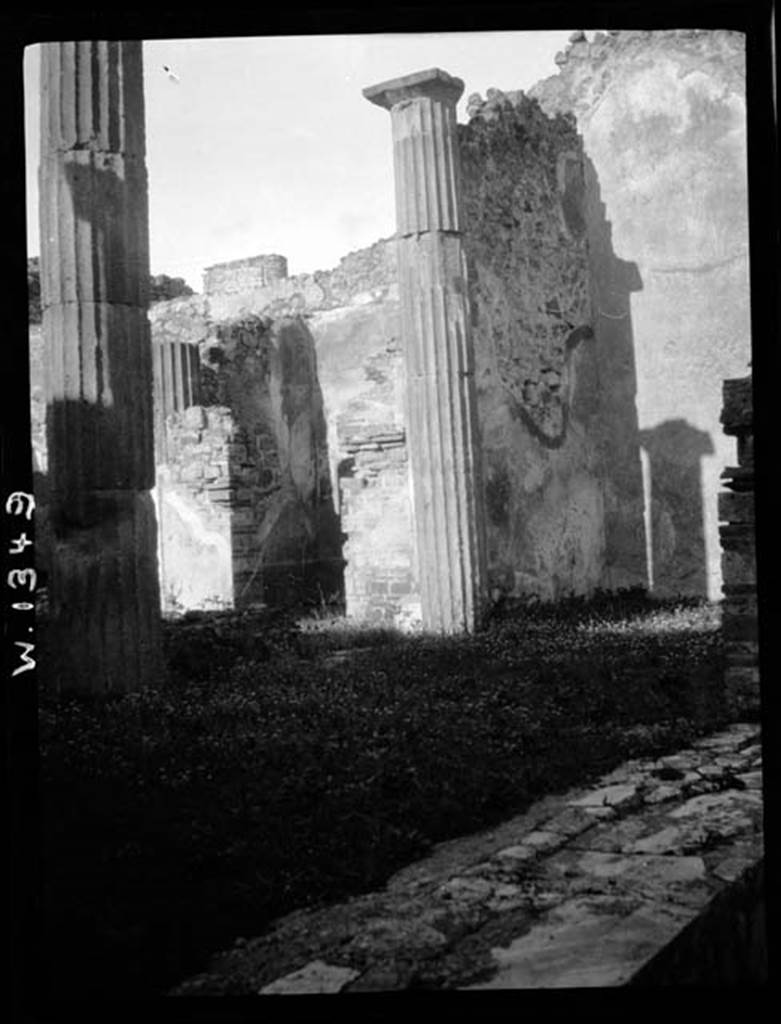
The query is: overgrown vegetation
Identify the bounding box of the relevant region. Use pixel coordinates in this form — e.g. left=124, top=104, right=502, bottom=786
left=38, top=589, right=732, bottom=996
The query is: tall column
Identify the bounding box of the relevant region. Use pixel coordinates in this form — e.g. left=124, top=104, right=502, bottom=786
left=364, top=68, right=487, bottom=633
left=153, top=338, right=202, bottom=463
left=39, top=41, right=162, bottom=692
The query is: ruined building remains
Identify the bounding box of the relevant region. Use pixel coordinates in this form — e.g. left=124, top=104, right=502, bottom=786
left=719, top=377, right=759, bottom=715
left=31, top=30, right=752, bottom=638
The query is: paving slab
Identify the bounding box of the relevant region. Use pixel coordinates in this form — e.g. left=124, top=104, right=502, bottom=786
left=170, top=723, right=764, bottom=995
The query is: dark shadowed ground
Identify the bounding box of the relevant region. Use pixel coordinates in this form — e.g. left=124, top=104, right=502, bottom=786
left=37, top=589, right=735, bottom=996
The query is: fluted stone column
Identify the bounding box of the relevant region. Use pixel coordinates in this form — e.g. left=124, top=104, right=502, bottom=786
left=39, top=41, right=162, bottom=692
left=153, top=338, right=202, bottom=463
left=364, top=68, right=487, bottom=633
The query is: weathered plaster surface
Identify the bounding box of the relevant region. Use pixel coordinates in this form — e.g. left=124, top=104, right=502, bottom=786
left=531, top=29, right=751, bottom=599
left=310, top=300, right=418, bottom=623
left=459, top=93, right=618, bottom=599
left=170, top=723, right=764, bottom=994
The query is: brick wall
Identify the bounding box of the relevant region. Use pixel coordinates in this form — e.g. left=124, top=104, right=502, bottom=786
left=149, top=304, right=343, bottom=612
left=155, top=407, right=235, bottom=611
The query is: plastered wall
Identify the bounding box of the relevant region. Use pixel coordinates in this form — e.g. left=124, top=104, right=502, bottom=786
left=530, top=29, right=751, bottom=599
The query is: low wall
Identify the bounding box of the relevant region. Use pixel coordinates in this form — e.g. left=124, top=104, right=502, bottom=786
left=631, top=859, right=766, bottom=985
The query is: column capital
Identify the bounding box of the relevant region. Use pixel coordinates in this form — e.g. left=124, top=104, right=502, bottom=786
left=363, top=67, right=464, bottom=110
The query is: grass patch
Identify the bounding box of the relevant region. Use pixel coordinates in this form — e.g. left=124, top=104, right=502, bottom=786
left=38, top=589, right=731, bottom=996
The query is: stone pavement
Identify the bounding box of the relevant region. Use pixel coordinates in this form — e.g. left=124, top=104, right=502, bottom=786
left=171, top=723, right=763, bottom=994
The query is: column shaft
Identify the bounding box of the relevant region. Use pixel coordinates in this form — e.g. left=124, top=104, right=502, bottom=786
left=152, top=338, right=202, bottom=464
left=365, top=69, right=487, bottom=633
left=39, top=41, right=162, bottom=692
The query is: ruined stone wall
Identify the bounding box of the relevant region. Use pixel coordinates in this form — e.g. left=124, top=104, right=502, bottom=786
left=33, top=34, right=746, bottom=622
left=205, top=239, right=397, bottom=322
left=190, top=93, right=636, bottom=620
left=148, top=300, right=342, bottom=612
left=530, top=29, right=751, bottom=599
left=155, top=406, right=235, bottom=610
left=203, top=254, right=288, bottom=295
left=459, top=91, right=628, bottom=600
left=198, top=241, right=417, bottom=623
left=718, top=377, right=758, bottom=716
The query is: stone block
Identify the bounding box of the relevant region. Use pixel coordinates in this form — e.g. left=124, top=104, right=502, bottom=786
left=172, top=430, right=202, bottom=447
left=720, top=466, right=754, bottom=491
left=721, top=377, right=752, bottom=434
left=569, top=783, right=640, bottom=812
left=718, top=523, right=755, bottom=550
left=231, top=530, right=257, bottom=553
left=465, top=895, right=691, bottom=989
left=724, top=666, right=760, bottom=691
left=259, top=960, right=359, bottom=995
left=182, top=405, right=207, bottom=429
left=721, top=581, right=757, bottom=597
left=718, top=491, right=754, bottom=524
left=206, top=485, right=237, bottom=505
left=721, top=547, right=756, bottom=586
left=723, top=641, right=759, bottom=667
left=495, top=843, right=536, bottom=868
left=722, top=615, right=758, bottom=642
left=737, top=434, right=754, bottom=467
left=231, top=507, right=256, bottom=529
left=735, top=771, right=763, bottom=790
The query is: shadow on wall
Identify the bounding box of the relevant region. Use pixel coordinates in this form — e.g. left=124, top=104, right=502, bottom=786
left=36, top=156, right=163, bottom=690
left=196, top=317, right=345, bottom=612
left=458, top=95, right=651, bottom=602
left=582, top=152, right=716, bottom=599
left=580, top=152, right=649, bottom=592
left=254, top=321, right=344, bottom=609
left=639, top=419, right=714, bottom=598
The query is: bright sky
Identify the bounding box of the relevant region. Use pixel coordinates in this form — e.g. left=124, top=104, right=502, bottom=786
left=24, top=32, right=580, bottom=291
